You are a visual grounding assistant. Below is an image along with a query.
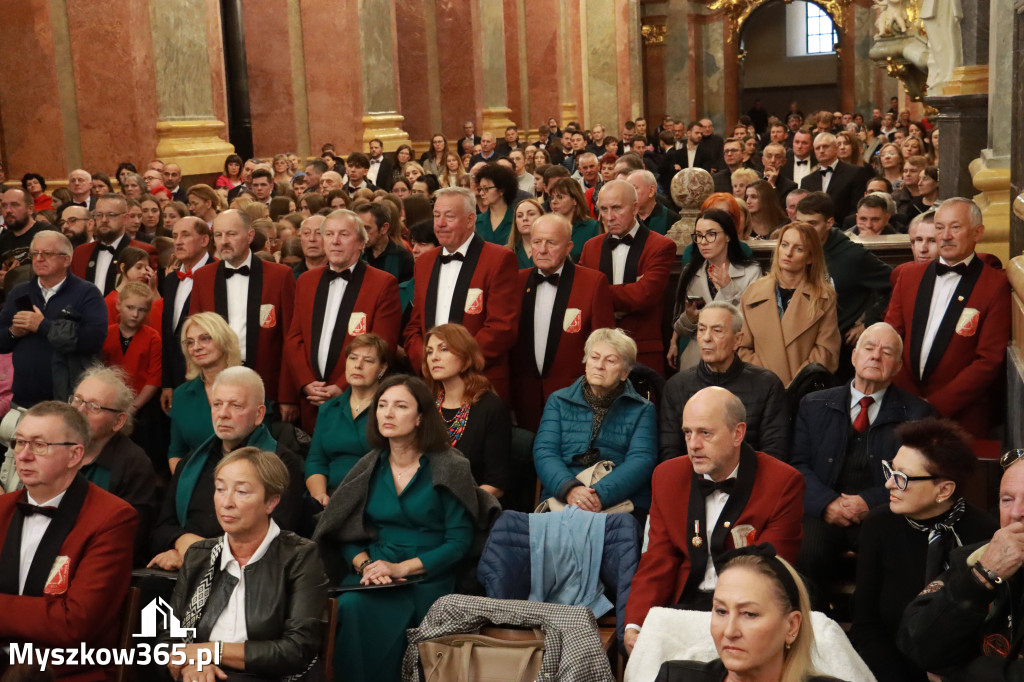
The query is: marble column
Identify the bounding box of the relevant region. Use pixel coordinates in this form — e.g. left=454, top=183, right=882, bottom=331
left=524, top=0, right=562, bottom=131
left=479, top=0, right=516, bottom=136
left=357, top=0, right=409, bottom=150
left=663, top=4, right=690, bottom=120
left=149, top=0, right=234, bottom=175
left=395, top=0, right=437, bottom=146
left=559, top=0, right=582, bottom=126
left=1005, top=0, right=1024, bottom=446
left=583, top=0, right=618, bottom=130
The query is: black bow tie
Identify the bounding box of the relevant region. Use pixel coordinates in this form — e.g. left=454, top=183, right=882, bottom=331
left=323, top=268, right=352, bottom=282
left=609, top=234, right=634, bottom=249
left=697, top=477, right=736, bottom=497
left=935, top=262, right=968, bottom=277
left=224, top=265, right=251, bottom=278
left=531, top=271, right=560, bottom=287
left=17, top=502, right=57, bottom=518
left=439, top=252, right=465, bottom=265
left=95, top=243, right=116, bottom=255
left=75, top=201, right=88, bottom=207
left=795, top=160, right=809, bottom=166
left=819, top=166, right=833, bottom=175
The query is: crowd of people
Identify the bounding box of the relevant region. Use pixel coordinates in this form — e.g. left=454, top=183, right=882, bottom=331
left=0, top=100, right=1016, bottom=682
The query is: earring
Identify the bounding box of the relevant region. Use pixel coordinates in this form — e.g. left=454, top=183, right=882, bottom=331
left=377, top=372, right=385, bottom=380
left=785, top=641, right=792, bottom=651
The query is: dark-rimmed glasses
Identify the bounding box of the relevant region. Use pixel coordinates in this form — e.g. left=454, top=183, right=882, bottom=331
left=881, top=459, right=941, bottom=491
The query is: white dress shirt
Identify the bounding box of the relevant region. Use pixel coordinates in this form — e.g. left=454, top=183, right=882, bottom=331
left=173, top=252, right=210, bottom=328
left=698, top=463, right=740, bottom=591
left=532, top=265, right=564, bottom=373
left=367, top=157, right=383, bottom=185
left=19, top=490, right=68, bottom=595
left=919, top=254, right=974, bottom=376
left=93, top=234, right=126, bottom=294
left=850, top=384, right=887, bottom=426
left=208, top=520, right=281, bottom=643
left=433, top=235, right=475, bottom=328
left=610, top=222, right=641, bottom=285
left=687, top=146, right=697, bottom=169
left=317, top=264, right=355, bottom=376
left=819, top=161, right=838, bottom=193
left=792, top=157, right=812, bottom=186
left=39, top=277, right=66, bottom=306
left=225, top=251, right=254, bottom=362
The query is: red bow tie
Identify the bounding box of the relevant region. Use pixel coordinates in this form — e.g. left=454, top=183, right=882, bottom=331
left=177, top=268, right=193, bottom=281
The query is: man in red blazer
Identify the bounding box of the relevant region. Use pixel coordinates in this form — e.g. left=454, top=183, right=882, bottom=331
left=286, top=209, right=401, bottom=431
left=70, top=193, right=158, bottom=296
left=510, top=214, right=615, bottom=431
left=579, top=179, right=676, bottom=373
left=189, top=209, right=298, bottom=419
left=0, top=402, right=137, bottom=682
left=884, top=198, right=1011, bottom=438
left=404, top=187, right=520, bottom=400
left=624, top=386, right=804, bottom=653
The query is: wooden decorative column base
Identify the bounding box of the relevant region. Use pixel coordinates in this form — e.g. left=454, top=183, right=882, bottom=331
left=155, top=120, right=236, bottom=176
left=560, top=102, right=579, bottom=128
left=969, top=157, right=1011, bottom=265
left=361, top=113, right=410, bottom=152
left=482, top=107, right=516, bottom=138
left=942, top=65, right=990, bottom=96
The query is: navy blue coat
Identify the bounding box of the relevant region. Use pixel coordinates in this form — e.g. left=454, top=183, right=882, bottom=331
left=790, top=382, right=936, bottom=518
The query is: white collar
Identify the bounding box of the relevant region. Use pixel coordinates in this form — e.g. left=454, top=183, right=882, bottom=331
left=850, top=383, right=888, bottom=408
left=536, top=263, right=565, bottom=280
left=702, top=463, right=740, bottom=483
left=219, top=519, right=280, bottom=571
left=27, top=489, right=68, bottom=508
left=226, top=251, right=253, bottom=271
left=38, top=276, right=67, bottom=295
left=443, top=234, right=475, bottom=257
left=938, top=253, right=975, bottom=269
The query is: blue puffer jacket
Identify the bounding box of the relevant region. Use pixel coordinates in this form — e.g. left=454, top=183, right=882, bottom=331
left=534, top=377, right=657, bottom=510
left=477, top=510, right=641, bottom=642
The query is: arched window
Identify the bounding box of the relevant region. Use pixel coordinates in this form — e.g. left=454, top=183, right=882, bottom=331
left=805, top=3, right=837, bottom=54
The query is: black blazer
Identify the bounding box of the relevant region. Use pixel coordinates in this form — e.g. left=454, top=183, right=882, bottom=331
left=371, top=156, right=395, bottom=192
left=658, top=144, right=718, bottom=193
left=781, top=149, right=817, bottom=181
left=657, top=659, right=845, bottom=682
left=800, top=160, right=870, bottom=223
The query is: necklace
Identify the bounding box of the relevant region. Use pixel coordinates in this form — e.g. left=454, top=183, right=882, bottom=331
left=350, top=394, right=372, bottom=416
left=390, top=458, right=420, bottom=481
left=435, top=389, right=471, bottom=445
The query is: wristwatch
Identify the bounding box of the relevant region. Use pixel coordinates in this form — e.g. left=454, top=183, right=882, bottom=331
left=974, top=561, right=1002, bottom=586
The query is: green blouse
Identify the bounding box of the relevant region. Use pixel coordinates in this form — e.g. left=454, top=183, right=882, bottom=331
left=167, top=377, right=213, bottom=461
left=475, top=207, right=514, bottom=246
left=306, top=388, right=371, bottom=490
left=514, top=242, right=534, bottom=269
left=570, top=218, right=601, bottom=262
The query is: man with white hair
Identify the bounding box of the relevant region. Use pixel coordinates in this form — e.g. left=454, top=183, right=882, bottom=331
left=148, top=366, right=304, bottom=570
left=579, top=180, right=676, bottom=371
left=469, top=132, right=500, bottom=167
left=67, top=169, right=94, bottom=209
left=286, top=209, right=401, bottom=431
left=626, top=170, right=679, bottom=235
left=800, top=132, right=870, bottom=223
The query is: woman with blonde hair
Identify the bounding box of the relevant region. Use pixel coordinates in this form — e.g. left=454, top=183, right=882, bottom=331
left=438, top=151, right=467, bottom=188
left=730, top=167, right=760, bottom=200
left=508, top=198, right=544, bottom=268
left=271, top=153, right=292, bottom=184
left=403, top=160, right=426, bottom=185
left=738, top=222, right=840, bottom=386
left=186, top=183, right=222, bottom=226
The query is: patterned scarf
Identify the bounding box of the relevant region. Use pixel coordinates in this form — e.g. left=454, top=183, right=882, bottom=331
left=581, top=380, right=625, bottom=452
left=905, top=497, right=967, bottom=582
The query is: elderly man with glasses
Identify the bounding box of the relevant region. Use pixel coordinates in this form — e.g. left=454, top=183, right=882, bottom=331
left=70, top=193, right=158, bottom=296
left=899, top=447, right=1024, bottom=679
left=0, top=230, right=107, bottom=407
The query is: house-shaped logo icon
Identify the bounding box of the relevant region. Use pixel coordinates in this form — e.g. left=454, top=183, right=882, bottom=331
left=134, top=597, right=196, bottom=638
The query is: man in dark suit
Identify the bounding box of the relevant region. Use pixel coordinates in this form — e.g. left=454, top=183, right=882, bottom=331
left=460, top=120, right=482, bottom=152
left=162, top=163, right=188, bottom=204
left=658, top=121, right=718, bottom=193
left=800, top=132, right=869, bottom=223
left=699, top=118, right=726, bottom=169
left=70, top=193, right=158, bottom=296
left=366, top=138, right=394, bottom=191
left=761, top=143, right=797, bottom=208
left=160, top=217, right=213, bottom=411
left=510, top=214, right=615, bottom=431
left=189, top=209, right=298, bottom=420
left=790, top=322, right=936, bottom=592
left=623, top=387, right=804, bottom=653
left=0, top=402, right=137, bottom=680
left=342, top=152, right=378, bottom=195
left=286, top=209, right=401, bottom=432
left=404, top=187, right=520, bottom=400
left=67, top=169, right=96, bottom=210
left=884, top=198, right=1012, bottom=437
left=781, top=129, right=816, bottom=187
left=711, top=138, right=756, bottom=194
left=579, top=180, right=676, bottom=372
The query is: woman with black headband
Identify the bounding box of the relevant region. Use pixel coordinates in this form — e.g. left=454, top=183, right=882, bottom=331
left=656, top=543, right=843, bottom=681
left=851, top=417, right=996, bottom=682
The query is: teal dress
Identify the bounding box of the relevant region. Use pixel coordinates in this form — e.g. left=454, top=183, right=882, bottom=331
left=305, top=388, right=370, bottom=490
left=167, top=377, right=213, bottom=462
left=398, top=278, right=415, bottom=316
left=514, top=242, right=534, bottom=269
left=335, top=453, right=473, bottom=682
left=570, top=218, right=601, bottom=262
left=475, top=207, right=514, bottom=245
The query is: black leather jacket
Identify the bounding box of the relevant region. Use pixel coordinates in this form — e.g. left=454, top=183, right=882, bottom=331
left=164, top=530, right=329, bottom=677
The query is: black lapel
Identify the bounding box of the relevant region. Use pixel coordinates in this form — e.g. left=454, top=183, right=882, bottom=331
left=520, top=273, right=539, bottom=376
left=84, top=243, right=99, bottom=287
left=213, top=262, right=229, bottom=319
left=309, top=269, right=331, bottom=382
left=424, top=253, right=443, bottom=333
left=542, top=261, right=575, bottom=377
left=0, top=493, right=26, bottom=594
left=623, top=224, right=650, bottom=284
left=909, top=262, right=938, bottom=380
left=244, top=258, right=263, bottom=368
left=598, top=237, right=615, bottom=283
left=679, top=473, right=711, bottom=601
left=107, top=234, right=131, bottom=295
left=23, top=475, right=90, bottom=597
left=709, top=445, right=759, bottom=570
left=162, top=275, right=179, bottom=336
left=447, top=236, right=484, bottom=325
left=921, top=257, right=985, bottom=382
left=196, top=569, right=238, bottom=642
left=324, top=262, right=366, bottom=380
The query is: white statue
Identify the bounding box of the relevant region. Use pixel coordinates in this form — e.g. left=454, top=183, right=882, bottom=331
left=873, top=0, right=909, bottom=37
left=920, top=0, right=964, bottom=93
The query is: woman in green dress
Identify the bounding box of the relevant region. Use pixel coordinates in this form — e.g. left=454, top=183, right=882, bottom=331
left=166, top=312, right=241, bottom=473
left=548, top=176, right=600, bottom=262
left=507, top=197, right=544, bottom=268
left=305, top=334, right=390, bottom=506
left=473, top=162, right=519, bottom=246
left=313, top=375, right=498, bottom=682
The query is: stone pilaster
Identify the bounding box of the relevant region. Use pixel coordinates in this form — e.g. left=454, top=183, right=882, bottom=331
left=479, top=0, right=516, bottom=136
left=358, top=0, right=409, bottom=150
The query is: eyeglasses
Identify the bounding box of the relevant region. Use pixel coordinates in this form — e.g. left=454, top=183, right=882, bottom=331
left=1000, top=449, right=1024, bottom=471
left=692, top=231, right=721, bottom=244
left=94, top=211, right=124, bottom=221
left=881, top=460, right=942, bottom=491
left=68, top=395, right=124, bottom=415
left=477, top=185, right=496, bottom=194
left=30, top=250, right=69, bottom=260
left=57, top=217, right=88, bottom=228
left=11, top=439, right=78, bottom=455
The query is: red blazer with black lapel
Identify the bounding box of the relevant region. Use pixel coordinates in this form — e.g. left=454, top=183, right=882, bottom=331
left=189, top=255, right=297, bottom=404
left=404, top=235, right=520, bottom=400
left=624, top=446, right=804, bottom=628
left=510, top=260, right=616, bottom=431
left=71, top=234, right=159, bottom=296
left=884, top=256, right=1011, bottom=437
left=286, top=261, right=402, bottom=431
left=578, top=223, right=676, bottom=372
left=0, top=476, right=137, bottom=682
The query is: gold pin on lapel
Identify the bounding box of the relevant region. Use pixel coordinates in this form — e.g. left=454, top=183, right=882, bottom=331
left=957, top=296, right=964, bottom=301
left=724, top=521, right=731, bottom=528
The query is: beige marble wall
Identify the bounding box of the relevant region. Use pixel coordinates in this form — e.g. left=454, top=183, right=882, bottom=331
left=583, top=0, right=619, bottom=129
left=480, top=0, right=509, bottom=109
left=852, top=4, right=876, bottom=114
left=986, top=0, right=1013, bottom=161
left=701, top=19, right=726, bottom=130
left=663, top=2, right=690, bottom=119
left=149, top=0, right=214, bottom=120
left=359, top=0, right=400, bottom=114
